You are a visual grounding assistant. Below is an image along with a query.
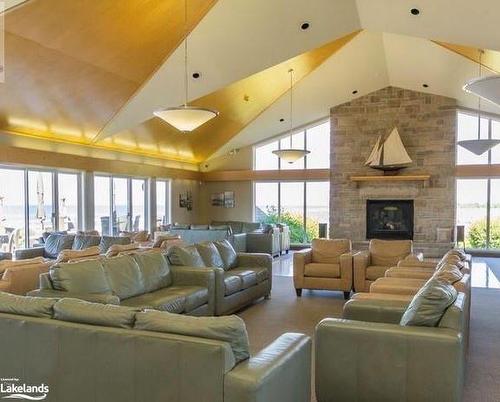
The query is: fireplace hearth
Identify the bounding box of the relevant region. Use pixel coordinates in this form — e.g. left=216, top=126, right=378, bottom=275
left=366, top=200, right=414, bottom=240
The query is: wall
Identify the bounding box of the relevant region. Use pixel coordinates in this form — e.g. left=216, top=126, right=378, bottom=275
left=171, top=179, right=202, bottom=224
left=330, top=86, right=457, bottom=256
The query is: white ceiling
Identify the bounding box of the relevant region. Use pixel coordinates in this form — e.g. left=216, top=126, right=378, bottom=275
left=93, top=0, right=500, bottom=161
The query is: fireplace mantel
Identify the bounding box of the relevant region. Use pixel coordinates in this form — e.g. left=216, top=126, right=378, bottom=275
left=350, top=174, right=430, bottom=185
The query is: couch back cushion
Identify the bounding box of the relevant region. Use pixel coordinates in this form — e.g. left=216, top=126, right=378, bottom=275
left=190, top=224, right=209, bottom=230
left=312, top=239, right=351, bottom=264
left=213, top=239, right=238, bottom=270
left=434, top=263, right=463, bottom=285
left=196, top=242, right=225, bottom=269
left=45, top=234, right=75, bottom=259
left=99, top=236, right=131, bottom=253
left=400, top=279, right=458, bottom=327
left=167, top=245, right=205, bottom=267
left=242, top=222, right=261, bottom=233
left=72, top=234, right=101, bottom=250
left=133, top=252, right=172, bottom=292
left=54, top=298, right=139, bottom=329
left=444, top=249, right=467, bottom=261
left=0, top=257, right=46, bottom=274
left=227, top=221, right=243, bottom=234
left=0, top=292, right=57, bottom=318
left=105, top=243, right=141, bottom=258
left=56, top=246, right=101, bottom=263
left=102, top=255, right=145, bottom=300
left=50, top=259, right=111, bottom=294
left=135, top=310, right=250, bottom=363
left=370, top=239, right=412, bottom=266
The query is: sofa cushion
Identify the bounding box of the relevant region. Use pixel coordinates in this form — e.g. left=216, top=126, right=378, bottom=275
left=366, top=265, right=390, bottom=281
left=304, top=263, right=340, bottom=278
left=102, top=255, right=145, bottom=300
left=172, top=224, right=190, bottom=229
left=45, top=234, right=75, bottom=259
left=121, top=290, right=186, bottom=313
left=444, top=249, right=467, bottom=261
left=229, top=269, right=258, bottom=290
left=227, top=221, right=243, bottom=234
left=54, top=298, right=139, bottom=329
left=0, top=292, right=57, bottom=318
left=164, top=286, right=208, bottom=312
left=167, top=245, right=205, bottom=267
left=213, top=239, right=238, bottom=270
left=105, top=243, right=141, bottom=258
left=223, top=273, right=242, bottom=296
left=72, top=235, right=101, bottom=250
left=133, top=252, right=172, bottom=292
left=242, top=222, right=261, bottom=233
left=56, top=246, right=101, bottom=263
left=252, top=267, right=269, bottom=283
left=400, top=279, right=458, bottom=327
left=135, top=310, right=250, bottom=363
left=370, top=239, right=412, bottom=266
left=0, top=257, right=46, bottom=274
left=311, top=239, right=351, bottom=264
left=190, top=224, right=209, bottom=230
left=50, top=259, right=111, bottom=294
left=99, top=236, right=131, bottom=253
left=196, top=242, right=225, bottom=269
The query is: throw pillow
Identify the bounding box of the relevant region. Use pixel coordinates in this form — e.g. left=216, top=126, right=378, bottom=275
left=135, top=310, right=250, bottom=363
left=196, top=242, right=225, bottom=269
left=213, top=239, right=238, bottom=270
left=400, top=279, right=457, bottom=327
left=167, top=245, right=205, bottom=267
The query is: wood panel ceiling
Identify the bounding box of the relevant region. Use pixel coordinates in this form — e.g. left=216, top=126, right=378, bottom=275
left=434, top=41, right=500, bottom=74
left=0, top=0, right=217, bottom=151
left=109, top=31, right=360, bottom=162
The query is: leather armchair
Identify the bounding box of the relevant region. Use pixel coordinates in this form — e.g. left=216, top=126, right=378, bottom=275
left=246, top=228, right=281, bottom=257
left=293, top=239, right=355, bottom=299
left=353, top=239, right=413, bottom=292
left=0, top=258, right=52, bottom=295
left=315, top=294, right=467, bottom=402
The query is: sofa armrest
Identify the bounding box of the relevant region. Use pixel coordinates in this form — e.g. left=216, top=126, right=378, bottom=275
left=231, top=233, right=247, bottom=253
left=339, top=251, right=356, bottom=283
left=0, top=280, right=10, bottom=292
left=27, top=289, right=120, bottom=304
left=246, top=232, right=279, bottom=255
left=342, top=298, right=410, bottom=324
left=353, top=250, right=370, bottom=292
left=293, top=249, right=312, bottom=290
left=315, top=318, right=464, bottom=402
left=14, top=247, right=45, bottom=260
left=225, top=333, right=311, bottom=402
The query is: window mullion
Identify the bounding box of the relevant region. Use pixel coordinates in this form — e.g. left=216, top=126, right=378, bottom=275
left=53, top=172, right=59, bottom=232
left=24, top=170, right=29, bottom=248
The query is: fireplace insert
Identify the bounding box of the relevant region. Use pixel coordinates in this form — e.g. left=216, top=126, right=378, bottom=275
left=366, top=200, right=414, bottom=240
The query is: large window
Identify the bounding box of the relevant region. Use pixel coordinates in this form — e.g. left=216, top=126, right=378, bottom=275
left=132, top=179, right=146, bottom=231
left=156, top=179, right=171, bottom=229
left=254, top=120, right=330, bottom=170
left=254, top=181, right=330, bottom=244
left=0, top=166, right=81, bottom=250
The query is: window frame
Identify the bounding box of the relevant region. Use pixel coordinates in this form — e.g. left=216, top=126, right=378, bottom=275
left=155, top=178, right=171, bottom=229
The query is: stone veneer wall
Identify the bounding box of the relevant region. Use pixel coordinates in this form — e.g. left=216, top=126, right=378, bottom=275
left=330, top=86, right=457, bottom=256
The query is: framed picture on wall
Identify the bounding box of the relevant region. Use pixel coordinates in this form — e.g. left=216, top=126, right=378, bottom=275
left=224, top=191, right=235, bottom=208
left=211, top=192, right=224, bottom=207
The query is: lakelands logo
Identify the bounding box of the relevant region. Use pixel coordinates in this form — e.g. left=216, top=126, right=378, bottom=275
left=0, top=378, right=49, bottom=400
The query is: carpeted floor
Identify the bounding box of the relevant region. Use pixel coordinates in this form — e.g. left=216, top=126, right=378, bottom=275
left=237, top=274, right=500, bottom=402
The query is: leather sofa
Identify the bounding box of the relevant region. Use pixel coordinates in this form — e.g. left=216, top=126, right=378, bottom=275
left=167, top=240, right=272, bottom=315
left=170, top=225, right=247, bottom=253
left=315, top=286, right=467, bottom=401
left=246, top=226, right=281, bottom=257
left=353, top=239, right=413, bottom=292
left=29, top=252, right=216, bottom=315
left=15, top=233, right=130, bottom=260
left=0, top=257, right=52, bottom=295
left=0, top=294, right=312, bottom=402
left=293, top=239, right=355, bottom=299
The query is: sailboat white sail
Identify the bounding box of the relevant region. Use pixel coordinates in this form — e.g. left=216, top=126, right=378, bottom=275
left=366, top=128, right=412, bottom=171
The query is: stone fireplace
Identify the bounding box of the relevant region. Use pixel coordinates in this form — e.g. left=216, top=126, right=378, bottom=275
left=366, top=200, right=414, bottom=240
left=330, top=86, right=457, bottom=257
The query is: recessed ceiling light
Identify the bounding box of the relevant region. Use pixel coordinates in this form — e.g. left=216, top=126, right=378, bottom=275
left=422, top=83, right=429, bottom=88
left=410, top=8, right=420, bottom=16
left=300, top=22, right=310, bottom=31
left=352, top=90, right=358, bottom=95
left=192, top=71, right=201, bottom=79
left=280, top=118, right=285, bottom=122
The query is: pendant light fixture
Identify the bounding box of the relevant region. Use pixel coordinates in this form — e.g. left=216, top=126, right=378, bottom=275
left=458, top=50, right=500, bottom=155
left=272, top=69, right=310, bottom=163
left=154, top=0, right=218, bottom=132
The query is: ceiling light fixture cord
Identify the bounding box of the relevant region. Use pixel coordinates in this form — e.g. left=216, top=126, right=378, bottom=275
left=478, top=50, right=483, bottom=140
left=184, top=0, right=188, bottom=107
left=289, top=68, right=294, bottom=148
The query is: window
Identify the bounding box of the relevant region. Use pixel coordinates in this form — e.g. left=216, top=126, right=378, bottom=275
left=0, top=168, right=25, bottom=252
left=456, top=179, right=488, bottom=249
left=58, top=173, right=79, bottom=233
left=156, top=180, right=171, bottom=229
left=132, top=179, right=146, bottom=231
left=112, top=177, right=129, bottom=235
left=94, top=176, right=111, bottom=235
left=254, top=120, right=330, bottom=170
left=456, top=111, right=494, bottom=165
left=27, top=171, right=54, bottom=246
left=254, top=181, right=330, bottom=244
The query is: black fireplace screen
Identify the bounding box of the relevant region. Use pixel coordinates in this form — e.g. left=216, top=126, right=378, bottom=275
left=366, top=200, right=414, bottom=240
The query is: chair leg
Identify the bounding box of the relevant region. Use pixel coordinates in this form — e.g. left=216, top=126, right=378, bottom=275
left=343, top=291, right=350, bottom=300
left=264, top=292, right=271, bottom=300
left=295, top=288, right=302, bottom=297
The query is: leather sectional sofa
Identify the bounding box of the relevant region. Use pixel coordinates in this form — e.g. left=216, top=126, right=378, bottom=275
left=15, top=233, right=130, bottom=260
left=0, top=293, right=312, bottom=402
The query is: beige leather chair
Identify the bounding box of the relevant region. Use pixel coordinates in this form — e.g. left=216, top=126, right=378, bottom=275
left=353, top=239, right=413, bottom=292
left=294, top=239, right=354, bottom=299
left=0, top=257, right=52, bottom=295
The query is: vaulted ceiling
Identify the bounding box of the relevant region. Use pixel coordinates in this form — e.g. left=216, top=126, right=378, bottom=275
left=2, top=0, right=500, bottom=166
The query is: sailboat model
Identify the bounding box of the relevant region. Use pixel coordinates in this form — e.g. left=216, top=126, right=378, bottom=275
left=365, top=128, right=412, bottom=172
